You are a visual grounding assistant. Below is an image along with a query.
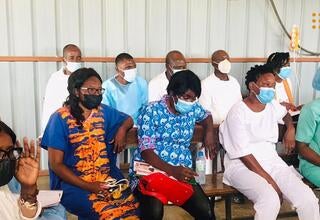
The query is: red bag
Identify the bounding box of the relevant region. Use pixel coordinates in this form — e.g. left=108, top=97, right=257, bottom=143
left=138, top=172, right=194, bottom=206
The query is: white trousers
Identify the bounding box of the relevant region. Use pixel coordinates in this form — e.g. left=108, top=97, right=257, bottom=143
left=225, top=163, right=320, bottom=220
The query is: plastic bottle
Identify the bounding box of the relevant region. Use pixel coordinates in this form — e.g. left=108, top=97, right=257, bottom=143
left=195, top=150, right=206, bottom=185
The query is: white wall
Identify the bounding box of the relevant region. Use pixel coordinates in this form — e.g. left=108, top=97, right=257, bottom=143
left=0, top=0, right=320, bottom=168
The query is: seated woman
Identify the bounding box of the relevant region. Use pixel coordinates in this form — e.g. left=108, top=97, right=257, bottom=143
left=41, top=68, right=139, bottom=219
left=219, top=64, right=319, bottom=220
left=266, top=52, right=302, bottom=114
left=296, top=71, right=320, bottom=187
left=129, top=70, right=216, bottom=220
left=0, top=120, right=65, bottom=220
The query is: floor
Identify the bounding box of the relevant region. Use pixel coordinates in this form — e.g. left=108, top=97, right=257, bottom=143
left=37, top=175, right=304, bottom=220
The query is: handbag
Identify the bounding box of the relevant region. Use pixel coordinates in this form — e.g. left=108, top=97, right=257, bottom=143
left=138, top=172, right=194, bottom=206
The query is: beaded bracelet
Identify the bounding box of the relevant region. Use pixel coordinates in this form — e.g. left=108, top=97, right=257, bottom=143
left=19, top=197, right=38, bottom=210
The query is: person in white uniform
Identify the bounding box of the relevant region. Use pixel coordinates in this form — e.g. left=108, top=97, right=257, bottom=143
left=41, top=44, right=82, bottom=131
left=219, top=64, right=319, bottom=220
left=40, top=44, right=82, bottom=169
left=199, top=50, right=242, bottom=174
left=148, top=50, right=187, bottom=102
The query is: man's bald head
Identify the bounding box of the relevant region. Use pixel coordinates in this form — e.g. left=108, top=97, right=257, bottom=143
left=165, top=50, right=187, bottom=78
left=63, top=44, right=81, bottom=58
left=211, top=50, right=230, bottom=65
left=165, top=50, right=185, bottom=65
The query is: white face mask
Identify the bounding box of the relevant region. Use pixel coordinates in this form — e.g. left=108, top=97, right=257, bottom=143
left=170, top=66, right=187, bottom=75
left=65, top=62, right=82, bottom=73
left=122, top=68, right=137, bottom=82
left=216, top=59, right=231, bottom=74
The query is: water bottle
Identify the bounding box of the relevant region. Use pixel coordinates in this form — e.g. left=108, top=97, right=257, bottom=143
left=195, top=151, right=206, bottom=185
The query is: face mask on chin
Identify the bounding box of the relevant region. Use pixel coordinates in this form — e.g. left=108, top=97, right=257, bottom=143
left=80, top=94, right=102, bottom=110
left=0, top=158, right=15, bottom=187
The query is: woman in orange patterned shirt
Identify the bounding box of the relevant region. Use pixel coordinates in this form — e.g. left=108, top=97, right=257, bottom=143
left=41, top=68, right=140, bottom=220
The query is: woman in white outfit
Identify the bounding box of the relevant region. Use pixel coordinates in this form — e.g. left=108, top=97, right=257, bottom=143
left=219, top=64, right=319, bottom=220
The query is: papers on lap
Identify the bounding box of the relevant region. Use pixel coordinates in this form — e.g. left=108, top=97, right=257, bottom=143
left=133, top=160, right=166, bottom=176
left=289, top=109, right=300, bottom=116
left=37, top=190, right=63, bottom=208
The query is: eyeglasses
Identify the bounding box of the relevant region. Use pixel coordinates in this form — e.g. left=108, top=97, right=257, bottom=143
left=0, top=146, right=23, bottom=160
left=80, top=87, right=105, bottom=95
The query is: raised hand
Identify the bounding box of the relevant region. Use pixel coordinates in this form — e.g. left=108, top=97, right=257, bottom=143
left=15, top=137, right=40, bottom=187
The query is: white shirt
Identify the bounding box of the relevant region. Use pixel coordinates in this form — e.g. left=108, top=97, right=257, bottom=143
left=219, top=100, right=287, bottom=181
left=199, top=73, right=242, bottom=124
left=41, top=68, right=69, bottom=132
left=148, top=71, right=169, bottom=102
left=275, top=78, right=293, bottom=103
left=0, top=185, right=41, bottom=220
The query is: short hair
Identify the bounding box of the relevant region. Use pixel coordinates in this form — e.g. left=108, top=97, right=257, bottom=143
left=63, top=44, right=80, bottom=57
left=0, top=121, right=16, bottom=144
left=167, top=70, right=201, bottom=97
left=115, top=53, right=133, bottom=65
left=266, top=52, right=290, bottom=73
left=245, top=64, right=275, bottom=90
left=165, top=50, right=184, bottom=65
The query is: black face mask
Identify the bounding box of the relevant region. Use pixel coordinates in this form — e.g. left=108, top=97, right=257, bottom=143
left=81, top=94, right=102, bottom=110
left=0, top=158, right=15, bottom=186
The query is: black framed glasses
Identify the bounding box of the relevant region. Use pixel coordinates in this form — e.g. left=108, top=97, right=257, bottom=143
left=0, top=146, right=23, bottom=160
left=80, top=87, right=105, bottom=95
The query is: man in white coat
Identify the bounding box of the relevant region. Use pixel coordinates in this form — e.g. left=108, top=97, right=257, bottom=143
left=148, top=50, right=186, bottom=102
left=41, top=44, right=82, bottom=169
left=199, top=50, right=242, bottom=174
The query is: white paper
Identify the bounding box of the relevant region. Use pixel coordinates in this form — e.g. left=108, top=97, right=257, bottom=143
left=289, top=110, right=300, bottom=116
left=37, top=190, right=63, bottom=208
left=133, top=160, right=166, bottom=176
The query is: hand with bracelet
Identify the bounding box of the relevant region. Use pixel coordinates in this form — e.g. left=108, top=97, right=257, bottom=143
left=16, top=137, right=42, bottom=219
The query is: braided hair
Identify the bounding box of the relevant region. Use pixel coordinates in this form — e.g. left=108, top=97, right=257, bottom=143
left=266, top=52, right=290, bottom=74
left=64, top=68, right=102, bottom=127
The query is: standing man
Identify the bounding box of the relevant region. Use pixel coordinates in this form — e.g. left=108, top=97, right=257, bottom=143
left=102, top=53, right=148, bottom=125
left=148, top=50, right=187, bottom=102
left=199, top=50, right=242, bottom=174
left=41, top=44, right=81, bottom=169
left=41, top=44, right=82, bottom=131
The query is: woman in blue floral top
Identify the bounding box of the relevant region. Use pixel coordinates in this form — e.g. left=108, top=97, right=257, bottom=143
left=130, top=70, right=216, bottom=220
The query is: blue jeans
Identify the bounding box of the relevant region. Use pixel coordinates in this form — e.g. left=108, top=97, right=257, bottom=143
left=8, top=177, right=67, bottom=220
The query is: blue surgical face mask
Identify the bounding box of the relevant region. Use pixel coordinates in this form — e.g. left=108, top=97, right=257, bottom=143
left=254, top=84, right=275, bottom=104
left=174, top=98, right=197, bottom=114
left=278, top=66, right=292, bottom=79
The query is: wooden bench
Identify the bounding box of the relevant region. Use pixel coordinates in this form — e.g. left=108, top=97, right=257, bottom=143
left=125, top=124, right=238, bottom=220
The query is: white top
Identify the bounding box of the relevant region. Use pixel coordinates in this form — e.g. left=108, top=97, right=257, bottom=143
left=0, top=185, right=41, bottom=220
left=275, top=78, right=293, bottom=103
left=219, top=100, right=287, bottom=183
left=41, top=68, right=69, bottom=132
left=199, top=73, right=242, bottom=124
left=148, top=71, right=169, bottom=102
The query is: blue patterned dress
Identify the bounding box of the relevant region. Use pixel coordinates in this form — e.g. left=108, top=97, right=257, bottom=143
left=129, top=95, right=209, bottom=189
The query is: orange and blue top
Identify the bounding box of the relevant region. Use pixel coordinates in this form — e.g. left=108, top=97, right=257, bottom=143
left=41, top=104, right=139, bottom=220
